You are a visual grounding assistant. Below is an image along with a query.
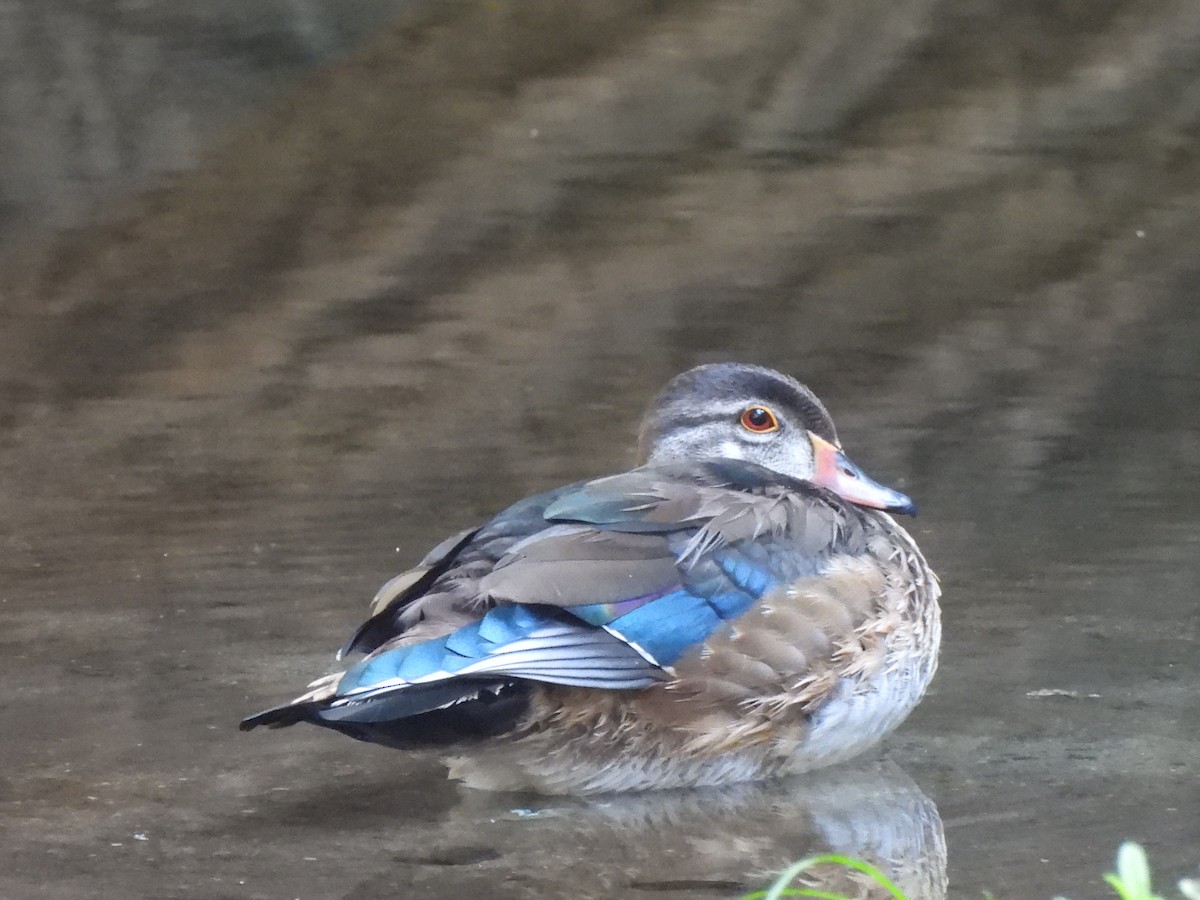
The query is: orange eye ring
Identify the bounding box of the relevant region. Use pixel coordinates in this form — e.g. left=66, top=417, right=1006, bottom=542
left=739, top=405, right=780, bottom=434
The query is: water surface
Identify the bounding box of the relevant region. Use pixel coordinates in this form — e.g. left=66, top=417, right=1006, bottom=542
left=2, top=3, right=1199, bottom=898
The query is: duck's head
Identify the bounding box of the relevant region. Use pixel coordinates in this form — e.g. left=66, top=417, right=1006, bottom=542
left=638, top=363, right=917, bottom=515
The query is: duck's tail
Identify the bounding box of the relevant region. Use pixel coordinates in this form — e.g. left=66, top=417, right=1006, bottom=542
left=239, top=677, right=531, bottom=749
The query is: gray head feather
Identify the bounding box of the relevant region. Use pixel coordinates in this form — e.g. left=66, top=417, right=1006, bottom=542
left=637, top=364, right=838, bottom=484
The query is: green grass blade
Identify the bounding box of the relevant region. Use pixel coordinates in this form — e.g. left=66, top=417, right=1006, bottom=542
left=1104, top=872, right=1135, bottom=900
left=745, top=853, right=907, bottom=900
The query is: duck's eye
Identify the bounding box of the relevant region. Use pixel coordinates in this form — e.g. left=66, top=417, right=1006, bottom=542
left=739, top=405, right=780, bottom=434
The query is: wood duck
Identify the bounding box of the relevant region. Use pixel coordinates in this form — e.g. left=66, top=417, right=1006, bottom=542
left=242, top=363, right=940, bottom=794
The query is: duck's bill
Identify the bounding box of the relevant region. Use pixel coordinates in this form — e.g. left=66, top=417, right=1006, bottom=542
left=808, top=433, right=918, bottom=516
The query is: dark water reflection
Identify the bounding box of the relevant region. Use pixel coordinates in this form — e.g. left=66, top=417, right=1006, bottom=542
left=4, top=3, right=1200, bottom=898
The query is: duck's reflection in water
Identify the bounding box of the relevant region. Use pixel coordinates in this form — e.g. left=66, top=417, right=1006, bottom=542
left=430, top=758, right=945, bottom=898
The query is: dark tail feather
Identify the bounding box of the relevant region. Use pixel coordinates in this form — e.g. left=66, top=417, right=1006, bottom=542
left=239, top=701, right=323, bottom=731
left=239, top=679, right=531, bottom=749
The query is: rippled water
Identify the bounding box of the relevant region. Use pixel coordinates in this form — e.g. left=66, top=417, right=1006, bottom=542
left=3, top=3, right=1200, bottom=898
left=3, top=296, right=1198, bottom=898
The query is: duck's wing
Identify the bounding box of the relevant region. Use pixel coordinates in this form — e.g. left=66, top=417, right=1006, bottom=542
left=340, top=462, right=853, bottom=686
left=241, top=462, right=858, bottom=741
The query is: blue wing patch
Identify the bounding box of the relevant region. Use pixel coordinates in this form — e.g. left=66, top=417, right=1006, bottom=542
left=337, top=604, right=663, bottom=697
left=569, top=547, right=782, bottom=667
left=712, top=549, right=778, bottom=599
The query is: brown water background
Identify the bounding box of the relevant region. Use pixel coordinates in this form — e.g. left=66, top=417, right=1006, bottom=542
left=2, top=2, right=1198, bottom=897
